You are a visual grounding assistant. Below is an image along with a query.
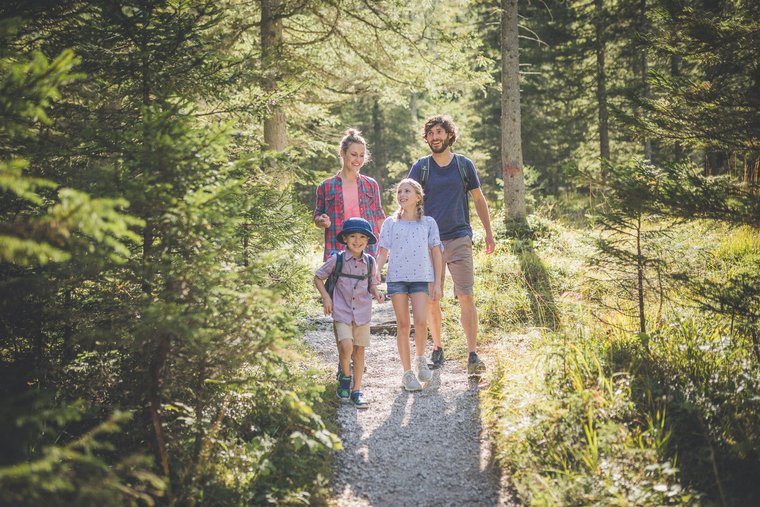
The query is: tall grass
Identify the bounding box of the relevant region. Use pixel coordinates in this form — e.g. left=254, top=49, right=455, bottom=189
left=480, top=201, right=760, bottom=506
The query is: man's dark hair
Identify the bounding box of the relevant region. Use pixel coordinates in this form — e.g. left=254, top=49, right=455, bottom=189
left=421, top=115, right=458, bottom=146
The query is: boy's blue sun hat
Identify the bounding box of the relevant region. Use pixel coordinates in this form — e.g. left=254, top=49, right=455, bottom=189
left=337, top=217, right=377, bottom=245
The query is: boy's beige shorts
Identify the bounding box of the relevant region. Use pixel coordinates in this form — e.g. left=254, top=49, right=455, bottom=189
left=333, top=321, right=371, bottom=347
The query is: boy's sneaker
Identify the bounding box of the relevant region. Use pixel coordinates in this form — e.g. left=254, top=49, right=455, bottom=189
left=336, top=373, right=352, bottom=400
left=467, top=352, right=486, bottom=376
left=430, top=347, right=444, bottom=369
left=350, top=390, right=370, bottom=409
left=415, top=355, right=433, bottom=383
left=401, top=370, right=422, bottom=392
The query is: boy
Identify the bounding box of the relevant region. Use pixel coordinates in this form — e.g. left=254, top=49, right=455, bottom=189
left=314, top=217, right=384, bottom=408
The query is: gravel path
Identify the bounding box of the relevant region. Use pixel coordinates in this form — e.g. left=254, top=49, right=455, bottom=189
left=303, top=301, right=519, bottom=507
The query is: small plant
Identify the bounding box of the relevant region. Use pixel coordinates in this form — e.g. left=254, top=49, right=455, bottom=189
left=587, top=159, right=672, bottom=336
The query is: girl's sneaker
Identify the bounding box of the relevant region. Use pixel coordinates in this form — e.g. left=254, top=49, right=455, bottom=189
left=337, top=373, right=352, bottom=400
left=401, top=370, right=422, bottom=392
left=350, top=390, right=370, bottom=409
left=430, top=346, right=444, bottom=368
left=415, top=355, right=432, bottom=383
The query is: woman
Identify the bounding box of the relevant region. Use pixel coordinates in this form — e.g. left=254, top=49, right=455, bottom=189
left=314, top=128, right=385, bottom=260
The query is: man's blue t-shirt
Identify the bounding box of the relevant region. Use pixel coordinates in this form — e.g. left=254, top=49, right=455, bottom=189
left=408, top=155, right=481, bottom=241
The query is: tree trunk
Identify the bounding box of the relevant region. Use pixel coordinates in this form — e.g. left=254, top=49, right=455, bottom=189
left=670, top=54, right=684, bottom=161
left=641, top=0, right=652, bottom=161
left=501, top=0, right=526, bottom=221
left=261, top=0, right=287, bottom=151
left=636, top=215, right=646, bottom=335
left=149, top=334, right=171, bottom=479
left=140, top=223, right=171, bottom=480
left=594, top=0, right=610, bottom=180
left=410, top=92, right=418, bottom=128
left=372, top=98, right=388, bottom=186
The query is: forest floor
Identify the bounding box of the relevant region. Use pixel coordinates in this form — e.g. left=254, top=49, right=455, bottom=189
left=303, top=300, right=521, bottom=507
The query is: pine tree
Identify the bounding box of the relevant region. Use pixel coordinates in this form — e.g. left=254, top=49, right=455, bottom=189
left=589, top=160, right=671, bottom=336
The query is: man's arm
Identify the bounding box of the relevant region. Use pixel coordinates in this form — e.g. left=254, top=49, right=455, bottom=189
left=470, top=187, right=495, bottom=254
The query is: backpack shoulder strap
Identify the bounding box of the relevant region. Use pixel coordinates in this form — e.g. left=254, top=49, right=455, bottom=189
left=335, top=250, right=344, bottom=275
left=334, top=252, right=369, bottom=281
left=366, top=255, right=374, bottom=293
left=419, top=156, right=431, bottom=187
left=452, top=153, right=471, bottom=193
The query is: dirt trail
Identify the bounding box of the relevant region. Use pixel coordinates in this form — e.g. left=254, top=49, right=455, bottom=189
left=303, top=302, right=519, bottom=507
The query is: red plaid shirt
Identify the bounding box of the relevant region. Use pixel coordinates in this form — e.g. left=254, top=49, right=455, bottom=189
left=314, top=173, right=385, bottom=260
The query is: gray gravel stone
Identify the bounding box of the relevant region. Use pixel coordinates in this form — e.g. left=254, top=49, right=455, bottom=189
left=303, top=302, right=520, bottom=507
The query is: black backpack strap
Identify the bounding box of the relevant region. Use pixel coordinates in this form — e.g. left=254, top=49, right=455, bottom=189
left=452, top=153, right=470, bottom=193
left=335, top=252, right=371, bottom=282
left=336, top=250, right=343, bottom=274
left=325, top=251, right=343, bottom=297
left=419, top=156, right=431, bottom=187
left=367, top=255, right=374, bottom=293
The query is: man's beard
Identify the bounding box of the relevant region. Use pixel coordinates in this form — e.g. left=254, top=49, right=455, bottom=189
left=428, top=137, right=450, bottom=154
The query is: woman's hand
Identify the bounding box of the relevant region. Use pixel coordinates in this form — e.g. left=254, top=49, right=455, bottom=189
left=315, top=213, right=331, bottom=229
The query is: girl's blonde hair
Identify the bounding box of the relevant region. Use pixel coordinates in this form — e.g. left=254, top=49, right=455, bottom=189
left=392, top=178, right=424, bottom=221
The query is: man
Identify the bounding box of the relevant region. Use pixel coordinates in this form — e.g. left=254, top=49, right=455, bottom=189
left=408, top=115, right=495, bottom=375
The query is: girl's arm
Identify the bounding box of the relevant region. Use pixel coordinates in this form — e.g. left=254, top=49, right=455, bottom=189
left=369, top=258, right=385, bottom=303
left=313, top=276, right=333, bottom=315
left=375, top=247, right=389, bottom=285
left=430, top=245, right=443, bottom=302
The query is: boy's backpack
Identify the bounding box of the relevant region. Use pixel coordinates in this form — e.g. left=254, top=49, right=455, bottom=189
left=419, top=153, right=470, bottom=194
left=325, top=251, right=374, bottom=298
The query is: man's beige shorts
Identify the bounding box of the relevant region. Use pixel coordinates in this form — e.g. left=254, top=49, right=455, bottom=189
left=441, top=236, right=475, bottom=297
left=333, top=322, right=371, bottom=347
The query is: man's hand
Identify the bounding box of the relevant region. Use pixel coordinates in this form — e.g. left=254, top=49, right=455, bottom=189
left=485, top=233, right=495, bottom=254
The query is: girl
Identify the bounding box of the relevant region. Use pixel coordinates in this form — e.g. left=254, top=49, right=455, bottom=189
left=376, top=179, right=443, bottom=391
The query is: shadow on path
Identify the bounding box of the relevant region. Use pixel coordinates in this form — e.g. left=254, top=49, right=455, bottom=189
left=335, top=360, right=513, bottom=506
left=515, top=240, right=560, bottom=331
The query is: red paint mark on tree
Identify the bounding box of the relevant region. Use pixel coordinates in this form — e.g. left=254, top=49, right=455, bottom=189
left=503, top=163, right=521, bottom=178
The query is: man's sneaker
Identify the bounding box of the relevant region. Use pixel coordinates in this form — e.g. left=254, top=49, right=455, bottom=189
left=350, top=390, right=370, bottom=409
left=430, top=347, right=444, bottom=369
left=467, top=352, right=486, bottom=376
left=401, top=370, right=422, bottom=392
left=415, top=356, right=433, bottom=383
left=336, top=373, right=352, bottom=400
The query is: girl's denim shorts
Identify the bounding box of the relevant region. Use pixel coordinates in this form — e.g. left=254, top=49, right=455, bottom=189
left=386, top=281, right=429, bottom=297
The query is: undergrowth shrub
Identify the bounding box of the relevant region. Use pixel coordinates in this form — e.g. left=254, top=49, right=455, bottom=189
left=636, top=313, right=760, bottom=506
left=185, top=359, right=340, bottom=506
left=488, top=329, right=699, bottom=506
